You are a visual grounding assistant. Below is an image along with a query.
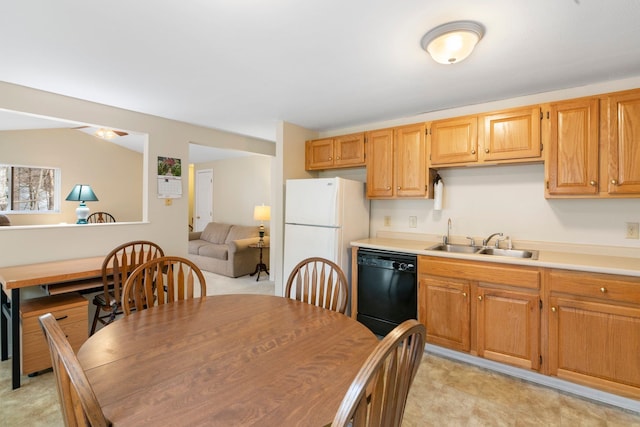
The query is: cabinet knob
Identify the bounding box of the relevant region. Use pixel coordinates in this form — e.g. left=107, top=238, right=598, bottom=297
left=462, top=292, right=467, bottom=297
left=336, top=156, right=340, bottom=160
left=386, top=186, right=391, bottom=190
left=600, top=287, right=607, bottom=293
left=611, top=179, right=618, bottom=185
left=329, top=157, right=332, bottom=160
left=471, top=149, right=476, bottom=155
left=485, top=148, right=489, bottom=153
left=589, top=180, right=596, bottom=186
left=478, top=295, right=483, bottom=301
left=397, top=186, right=401, bottom=190
left=551, top=307, right=557, bottom=312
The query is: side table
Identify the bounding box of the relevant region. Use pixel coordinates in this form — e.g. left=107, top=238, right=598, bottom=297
left=249, top=243, right=269, bottom=281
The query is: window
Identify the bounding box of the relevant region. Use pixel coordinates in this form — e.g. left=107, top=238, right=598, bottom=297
left=0, top=165, right=60, bottom=213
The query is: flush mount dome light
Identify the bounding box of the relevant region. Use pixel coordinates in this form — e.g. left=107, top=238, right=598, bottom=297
left=421, top=21, right=484, bottom=64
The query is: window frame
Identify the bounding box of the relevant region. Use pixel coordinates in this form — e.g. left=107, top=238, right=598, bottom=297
left=0, top=164, right=61, bottom=214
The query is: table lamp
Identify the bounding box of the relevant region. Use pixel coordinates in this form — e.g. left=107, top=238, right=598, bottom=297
left=65, top=184, right=99, bottom=224
left=253, top=205, right=270, bottom=246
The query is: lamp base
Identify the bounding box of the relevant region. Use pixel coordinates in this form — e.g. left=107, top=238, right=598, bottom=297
left=76, top=203, right=90, bottom=224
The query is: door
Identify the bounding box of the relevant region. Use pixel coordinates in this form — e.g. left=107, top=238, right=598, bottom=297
left=195, top=169, right=213, bottom=231
left=395, top=124, right=426, bottom=197
left=365, top=128, right=394, bottom=198
left=430, top=116, right=478, bottom=166
left=608, top=90, right=640, bottom=194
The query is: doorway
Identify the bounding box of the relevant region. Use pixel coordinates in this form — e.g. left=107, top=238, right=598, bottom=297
left=195, top=169, right=213, bottom=231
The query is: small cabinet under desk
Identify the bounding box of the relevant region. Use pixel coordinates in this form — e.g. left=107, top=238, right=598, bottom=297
left=20, top=293, right=88, bottom=375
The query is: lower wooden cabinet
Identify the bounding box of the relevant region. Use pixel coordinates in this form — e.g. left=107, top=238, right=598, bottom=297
left=418, top=256, right=541, bottom=371
left=419, top=275, right=470, bottom=352
left=20, top=293, right=88, bottom=375
left=548, top=269, right=640, bottom=399
left=477, top=286, right=540, bottom=370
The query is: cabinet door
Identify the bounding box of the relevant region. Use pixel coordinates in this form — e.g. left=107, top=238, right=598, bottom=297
left=429, top=116, right=478, bottom=166
left=334, top=133, right=365, bottom=167
left=608, top=90, right=640, bottom=194
left=481, top=106, right=541, bottom=161
left=395, top=124, right=426, bottom=197
left=366, top=129, right=394, bottom=198
left=549, top=296, right=640, bottom=399
left=420, top=276, right=470, bottom=352
left=476, top=286, right=540, bottom=370
left=546, top=98, right=600, bottom=195
left=305, top=138, right=334, bottom=170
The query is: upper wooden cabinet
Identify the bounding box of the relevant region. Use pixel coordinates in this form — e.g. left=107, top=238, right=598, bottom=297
left=607, top=90, right=640, bottom=194
left=545, top=88, right=640, bottom=198
left=429, top=115, right=478, bottom=165
left=366, top=124, right=434, bottom=199
left=546, top=97, right=600, bottom=196
left=429, top=106, right=542, bottom=167
left=305, top=133, right=365, bottom=170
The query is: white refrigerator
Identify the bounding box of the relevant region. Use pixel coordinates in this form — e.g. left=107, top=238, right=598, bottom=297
left=283, top=177, right=370, bottom=294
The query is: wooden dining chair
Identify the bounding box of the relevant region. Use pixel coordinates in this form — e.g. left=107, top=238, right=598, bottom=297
left=39, top=313, right=112, bottom=427
left=284, top=257, right=349, bottom=314
left=121, top=256, right=207, bottom=315
left=87, top=212, right=116, bottom=223
left=90, top=240, right=165, bottom=335
left=332, top=319, right=426, bottom=427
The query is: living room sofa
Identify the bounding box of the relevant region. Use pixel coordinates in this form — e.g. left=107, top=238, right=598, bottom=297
left=188, top=222, right=269, bottom=277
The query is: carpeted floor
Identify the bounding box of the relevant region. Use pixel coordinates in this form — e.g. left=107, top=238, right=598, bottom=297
left=2, top=271, right=640, bottom=426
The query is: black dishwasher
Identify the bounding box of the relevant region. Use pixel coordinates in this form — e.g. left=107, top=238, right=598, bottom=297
left=356, top=248, right=417, bottom=336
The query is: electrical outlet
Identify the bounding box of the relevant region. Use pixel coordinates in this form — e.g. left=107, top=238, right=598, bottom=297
left=384, top=216, right=391, bottom=227
left=626, top=222, right=639, bottom=239
left=409, top=216, right=417, bottom=228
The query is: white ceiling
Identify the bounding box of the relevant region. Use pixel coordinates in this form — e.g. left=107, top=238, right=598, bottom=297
left=1, top=1, right=640, bottom=143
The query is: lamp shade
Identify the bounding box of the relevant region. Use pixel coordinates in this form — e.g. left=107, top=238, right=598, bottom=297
left=421, top=21, right=484, bottom=65
left=65, top=184, right=99, bottom=202
left=253, top=205, right=271, bottom=222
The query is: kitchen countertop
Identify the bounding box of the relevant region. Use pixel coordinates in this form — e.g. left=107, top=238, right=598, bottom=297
left=351, top=235, right=640, bottom=278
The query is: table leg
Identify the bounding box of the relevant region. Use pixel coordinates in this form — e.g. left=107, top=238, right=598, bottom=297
left=1, top=289, right=8, bottom=361
left=11, top=288, right=20, bottom=389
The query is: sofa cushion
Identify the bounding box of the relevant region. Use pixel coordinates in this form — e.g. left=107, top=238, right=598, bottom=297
left=225, top=225, right=260, bottom=243
left=198, top=244, right=229, bottom=260
left=188, top=240, right=210, bottom=255
left=200, top=222, right=232, bottom=244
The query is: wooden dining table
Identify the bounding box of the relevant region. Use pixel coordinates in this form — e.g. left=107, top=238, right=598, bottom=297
left=77, top=294, right=379, bottom=426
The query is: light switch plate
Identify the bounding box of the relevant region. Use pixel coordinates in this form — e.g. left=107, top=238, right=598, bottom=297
left=409, top=216, right=417, bottom=228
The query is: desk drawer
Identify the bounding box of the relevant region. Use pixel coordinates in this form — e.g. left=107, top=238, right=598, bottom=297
left=20, top=293, right=88, bottom=375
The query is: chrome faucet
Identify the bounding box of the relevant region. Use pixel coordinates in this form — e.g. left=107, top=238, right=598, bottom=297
left=482, top=232, right=503, bottom=247
left=443, top=218, right=452, bottom=244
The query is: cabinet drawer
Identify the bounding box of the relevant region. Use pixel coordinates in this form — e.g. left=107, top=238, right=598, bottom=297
left=20, top=293, right=88, bottom=374
left=22, top=304, right=86, bottom=334
left=419, top=256, right=541, bottom=289
left=22, top=319, right=87, bottom=374
left=549, top=269, right=640, bottom=304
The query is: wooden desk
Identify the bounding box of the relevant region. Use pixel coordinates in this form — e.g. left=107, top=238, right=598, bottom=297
left=0, top=256, right=105, bottom=389
left=78, top=294, right=378, bottom=426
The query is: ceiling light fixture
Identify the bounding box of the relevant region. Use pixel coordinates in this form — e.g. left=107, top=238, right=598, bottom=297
left=421, top=21, right=484, bottom=65
left=95, top=128, right=118, bottom=139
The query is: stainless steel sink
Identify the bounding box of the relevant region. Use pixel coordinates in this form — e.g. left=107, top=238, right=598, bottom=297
left=477, top=248, right=539, bottom=260
left=427, top=243, right=539, bottom=260
left=427, top=243, right=482, bottom=254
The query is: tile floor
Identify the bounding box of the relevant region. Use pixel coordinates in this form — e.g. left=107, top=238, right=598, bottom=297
left=2, top=271, right=640, bottom=426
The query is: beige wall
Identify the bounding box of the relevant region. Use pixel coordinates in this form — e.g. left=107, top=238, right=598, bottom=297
left=0, top=81, right=274, bottom=267
left=191, top=154, right=272, bottom=227
left=0, top=128, right=142, bottom=225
